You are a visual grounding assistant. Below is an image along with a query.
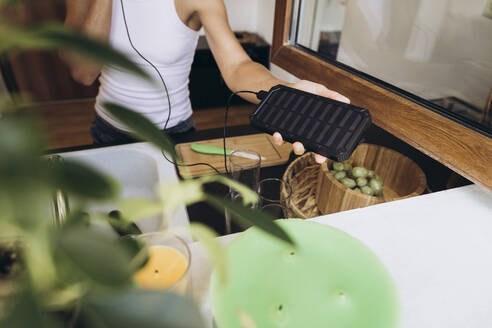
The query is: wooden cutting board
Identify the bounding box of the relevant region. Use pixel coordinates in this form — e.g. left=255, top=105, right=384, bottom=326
left=175, top=133, right=292, bottom=177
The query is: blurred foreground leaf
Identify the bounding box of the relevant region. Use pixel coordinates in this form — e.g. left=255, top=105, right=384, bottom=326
left=118, top=199, right=162, bottom=222
left=200, top=175, right=258, bottom=205
left=103, top=102, right=177, bottom=160
left=157, top=180, right=205, bottom=219
left=206, top=195, right=295, bottom=246
left=81, top=289, right=204, bottom=328
left=57, top=227, right=133, bottom=287
left=107, top=210, right=142, bottom=237
left=0, top=24, right=150, bottom=81
left=0, top=287, right=63, bottom=328
left=0, top=108, right=46, bottom=157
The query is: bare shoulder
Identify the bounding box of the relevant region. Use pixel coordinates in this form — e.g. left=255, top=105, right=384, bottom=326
left=177, top=0, right=228, bottom=31
left=186, top=0, right=226, bottom=15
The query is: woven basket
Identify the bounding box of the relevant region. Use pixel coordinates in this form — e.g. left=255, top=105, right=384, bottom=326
left=281, top=153, right=322, bottom=219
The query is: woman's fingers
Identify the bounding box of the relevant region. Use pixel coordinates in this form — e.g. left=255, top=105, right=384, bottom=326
left=272, top=132, right=284, bottom=146
left=271, top=81, right=349, bottom=163
left=325, top=90, right=350, bottom=104
left=292, top=142, right=305, bottom=155
left=293, top=80, right=351, bottom=104
left=314, top=154, right=327, bottom=164
left=315, top=84, right=350, bottom=104
left=274, top=132, right=326, bottom=162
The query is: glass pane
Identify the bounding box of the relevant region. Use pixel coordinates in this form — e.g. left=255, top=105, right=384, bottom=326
left=296, top=0, right=347, bottom=60
left=293, top=0, right=492, bottom=136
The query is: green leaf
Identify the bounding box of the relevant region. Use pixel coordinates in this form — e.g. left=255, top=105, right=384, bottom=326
left=81, top=289, right=205, bottom=328
left=0, top=107, right=47, bottom=157
left=63, top=209, right=91, bottom=228
left=189, top=223, right=228, bottom=285
left=82, top=213, right=148, bottom=271
left=102, top=102, right=177, bottom=159
left=0, top=285, right=63, bottom=328
left=49, top=159, right=120, bottom=200
left=206, top=194, right=295, bottom=246
left=157, top=180, right=206, bottom=219
left=119, top=236, right=149, bottom=272
left=107, top=210, right=143, bottom=237
left=118, top=199, right=163, bottom=222
left=0, top=0, right=18, bottom=7
left=57, top=226, right=133, bottom=287
left=43, top=283, right=85, bottom=310
left=0, top=24, right=150, bottom=82
left=199, top=175, right=258, bottom=206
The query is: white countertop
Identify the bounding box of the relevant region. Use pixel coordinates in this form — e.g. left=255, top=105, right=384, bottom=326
left=190, top=184, right=492, bottom=327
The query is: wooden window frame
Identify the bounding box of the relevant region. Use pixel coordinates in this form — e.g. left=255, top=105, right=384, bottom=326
left=271, top=0, right=492, bottom=190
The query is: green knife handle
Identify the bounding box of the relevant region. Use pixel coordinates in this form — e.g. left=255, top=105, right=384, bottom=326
left=191, top=143, right=232, bottom=156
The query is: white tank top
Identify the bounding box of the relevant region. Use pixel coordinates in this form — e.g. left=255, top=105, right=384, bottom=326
left=95, top=0, right=199, bottom=131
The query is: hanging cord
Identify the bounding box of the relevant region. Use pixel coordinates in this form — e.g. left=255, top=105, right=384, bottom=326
left=120, top=0, right=221, bottom=174
left=223, top=90, right=260, bottom=176
left=121, top=0, right=269, bottom=176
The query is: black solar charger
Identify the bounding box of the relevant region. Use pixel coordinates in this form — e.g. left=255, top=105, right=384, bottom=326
left=250, top=85, right=372, bottom=162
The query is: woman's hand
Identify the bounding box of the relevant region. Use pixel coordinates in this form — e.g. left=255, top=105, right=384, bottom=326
left=193, top=1, right=350, bottom=160
left=272, top=80, right=351, bottom=164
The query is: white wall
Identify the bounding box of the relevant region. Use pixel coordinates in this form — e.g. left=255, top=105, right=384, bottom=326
left=201, top=0, right=260, bottom=34
left=255, top=0, right=299, bottom=83
left=203, top=0, right=300, bottom=83
left=256, top=0, right=276, bottom=44
left=223, top=0, right=259, bottom=32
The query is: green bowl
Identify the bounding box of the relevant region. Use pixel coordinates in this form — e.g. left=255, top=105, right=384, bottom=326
left=210, top=219, right=399, bottom=328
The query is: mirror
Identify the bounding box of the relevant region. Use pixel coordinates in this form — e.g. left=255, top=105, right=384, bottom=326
left=292, top=0, right=492, bottom=137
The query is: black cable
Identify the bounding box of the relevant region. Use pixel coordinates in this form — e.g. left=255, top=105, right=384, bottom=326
left=163, top=149, right=221, bottom=175
left=223, top=90, right=259, bottom=176
left=120, top=0, right=173, bottom=166
left=119, top=0, right=225, bottom=175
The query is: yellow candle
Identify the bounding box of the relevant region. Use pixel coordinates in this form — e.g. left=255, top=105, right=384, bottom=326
left=134, top=246, right=189, bottom=293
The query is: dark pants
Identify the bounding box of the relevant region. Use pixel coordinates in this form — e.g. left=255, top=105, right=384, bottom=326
left=90, top=114, right=196, bottom=146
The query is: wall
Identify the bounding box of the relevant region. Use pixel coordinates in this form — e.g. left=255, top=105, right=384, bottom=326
left=223, top=0, right=259, bottom=32
left=256, top=0, right=299, bottom=83
left=200, top=0, right=260, bottom=34
left=202, top=0, right=299, bottom=83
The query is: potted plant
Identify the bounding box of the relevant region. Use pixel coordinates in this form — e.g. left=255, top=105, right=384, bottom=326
left=0, top=5, right=293, bottom=327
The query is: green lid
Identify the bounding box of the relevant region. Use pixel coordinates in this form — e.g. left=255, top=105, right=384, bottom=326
left=210, top=219, right=399, bottom=328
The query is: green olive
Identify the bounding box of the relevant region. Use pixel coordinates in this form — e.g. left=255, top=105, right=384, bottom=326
left=333, top=171, right=347, bottom=180
left=332, top=162, right=345, bottom=171
left=343, top=163, right=352, bottom=171
left=330, top=170, right=337, bottom=176
left=374, top=175, right=383, bottom=184
left=367, top=170, right=375, bottom=178
left=354, top=187, right=362, bottom=193
left=351, top=166, right=368, bottom=178
left=341, top=178, right=357, bottom=189
left=369, top=179, right=383, bottom=196
left=361, top=185, right=374, bottom=196
left=356, top=177, right=368, bottom=187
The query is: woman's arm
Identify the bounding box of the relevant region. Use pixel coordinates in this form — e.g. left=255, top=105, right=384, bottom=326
left=194, top=0, right=350, bottom=162
left=61, top=0, right=113, bottom=86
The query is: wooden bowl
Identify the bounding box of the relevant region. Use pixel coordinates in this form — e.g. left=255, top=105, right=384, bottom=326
left=316, top=144, right=427, bottom=215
